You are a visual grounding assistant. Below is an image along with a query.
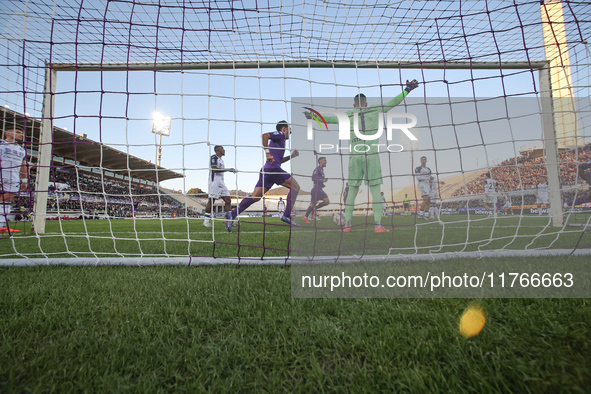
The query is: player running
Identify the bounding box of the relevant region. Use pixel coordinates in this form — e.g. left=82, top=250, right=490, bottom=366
left=203, top=145, right=236, bottom=227
left=308, top=79, right=418, bottom=233
left=225, top=121, right=300, bottom=232
left=303, top=157, right=330, bottom=223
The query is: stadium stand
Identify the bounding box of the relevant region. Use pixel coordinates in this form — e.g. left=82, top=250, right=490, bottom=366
left=2, top=108, right=187, bottom=219
left=448, top=144, right=591, bottom=206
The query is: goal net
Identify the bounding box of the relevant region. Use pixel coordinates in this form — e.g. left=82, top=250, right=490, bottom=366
left=0, top=0, right=590, bottom=264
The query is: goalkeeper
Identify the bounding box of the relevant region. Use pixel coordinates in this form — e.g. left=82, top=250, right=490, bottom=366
left=307, top=79, right=419, bottom=233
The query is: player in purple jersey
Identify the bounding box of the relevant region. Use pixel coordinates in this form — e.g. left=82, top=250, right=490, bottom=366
left=131, top=198, right=140, bottom=216
left=302, top=157, right=330, bottom=223
left=225, top=121, right=300, bottom=232
left=564, top=160, right=591, bottom=207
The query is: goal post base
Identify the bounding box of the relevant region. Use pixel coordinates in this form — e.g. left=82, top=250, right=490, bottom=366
left=2, top=249, right=590, bottom=266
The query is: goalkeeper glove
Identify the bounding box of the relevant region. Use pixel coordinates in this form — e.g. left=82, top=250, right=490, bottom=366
left=405, top=79, right=419, bottom=92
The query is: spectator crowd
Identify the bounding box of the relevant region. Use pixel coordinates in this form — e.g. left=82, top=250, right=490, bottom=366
left=13, top=167, right=194, bottom=219
left=451, top=144, right=591, bottom=200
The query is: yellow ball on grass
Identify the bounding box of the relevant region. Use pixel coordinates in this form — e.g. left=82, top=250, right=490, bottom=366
left=459, top=306, right=486, bottom=338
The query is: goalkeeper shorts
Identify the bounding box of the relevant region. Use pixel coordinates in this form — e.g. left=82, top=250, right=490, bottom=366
left=347, top=155, right=383, bottom=187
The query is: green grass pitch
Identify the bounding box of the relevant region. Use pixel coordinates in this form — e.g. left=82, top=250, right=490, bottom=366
left=0, top=215, right=589, bottom=391
left=0, top=214, right=589, bottom=259
left=0, top=265, right=590, bottom=392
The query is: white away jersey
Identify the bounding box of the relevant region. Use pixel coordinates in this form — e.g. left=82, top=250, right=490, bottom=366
left=0, top=140, right=26, bottom=189
left=209, top=155, right=225, bottom=183
left=536, top=182, right=549, bottom=196
left=483, top=178, right=499, bottom=194
left=415, top=166, right=431, bottom=184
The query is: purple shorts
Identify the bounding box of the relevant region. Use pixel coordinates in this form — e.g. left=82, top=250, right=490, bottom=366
left=310, top=186, right=328, bottom=204
left=255, top=166, right=291, bottom=189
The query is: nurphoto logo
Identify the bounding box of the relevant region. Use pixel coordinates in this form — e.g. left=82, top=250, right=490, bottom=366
left=305, top=107, right=418, bottom=153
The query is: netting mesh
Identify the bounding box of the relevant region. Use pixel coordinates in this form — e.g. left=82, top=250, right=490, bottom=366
left=0, top=1, right=557, bottom=64
left=0, top=0, right=590, bottom=263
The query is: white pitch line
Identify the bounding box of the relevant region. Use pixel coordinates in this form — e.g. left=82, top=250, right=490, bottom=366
left=37, top=224, right=560, bottom=237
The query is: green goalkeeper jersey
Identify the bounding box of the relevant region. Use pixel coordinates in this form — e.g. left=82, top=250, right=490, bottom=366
left=323, top=90, right=409, bottom=155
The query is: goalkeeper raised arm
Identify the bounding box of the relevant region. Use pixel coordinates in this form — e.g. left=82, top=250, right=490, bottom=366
left=306, top=79, right=419, bottom=233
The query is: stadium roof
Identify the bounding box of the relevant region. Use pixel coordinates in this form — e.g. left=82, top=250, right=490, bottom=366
left=1, top=108, right=183, bottom=183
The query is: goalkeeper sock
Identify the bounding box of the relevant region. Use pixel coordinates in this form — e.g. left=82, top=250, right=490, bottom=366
left=370, top=185, right=383, bottom=223
left=344, top=185, right=359, bottom=222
